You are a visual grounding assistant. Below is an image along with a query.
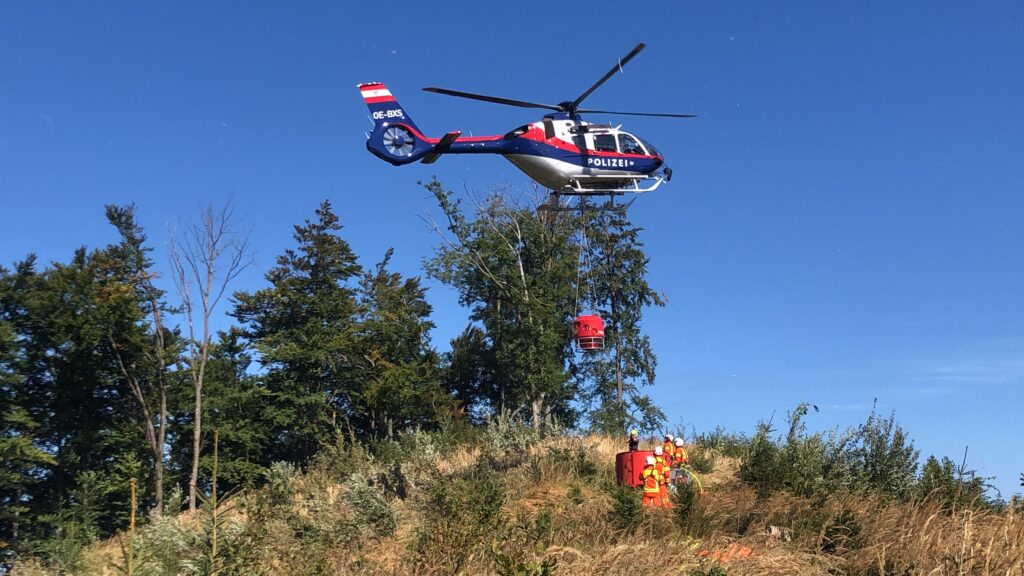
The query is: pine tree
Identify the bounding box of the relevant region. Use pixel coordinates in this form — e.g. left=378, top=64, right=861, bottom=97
left=353, top=248, right=450, bottom=438
left=232, top=200, right=363, bottom=464
left=0, top=282, right=56, bottom=564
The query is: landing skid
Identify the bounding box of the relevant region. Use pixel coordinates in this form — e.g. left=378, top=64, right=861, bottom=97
left=556, top=172, right=668, bottom=196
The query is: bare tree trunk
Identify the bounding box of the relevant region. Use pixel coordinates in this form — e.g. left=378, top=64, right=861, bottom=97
left=170, top=201, right=251, bottom=512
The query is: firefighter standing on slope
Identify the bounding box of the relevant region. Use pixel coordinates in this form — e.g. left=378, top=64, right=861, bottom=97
left=653, top=446, right=673, bottom=508
left=672, top=436, right=689, bottom=486
left=662, top=434, right=674, bottom=457
left=640, top=456, right=662, bottom=507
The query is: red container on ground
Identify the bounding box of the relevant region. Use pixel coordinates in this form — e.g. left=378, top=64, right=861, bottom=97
left=615, top=450, right=655, bottom=488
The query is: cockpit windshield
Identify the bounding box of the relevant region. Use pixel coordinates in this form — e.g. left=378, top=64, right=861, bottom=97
left=637, top=136, right=661, bottom=157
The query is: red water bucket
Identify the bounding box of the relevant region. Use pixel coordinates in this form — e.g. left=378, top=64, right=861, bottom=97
left=573, top=314, right=605, bottom=351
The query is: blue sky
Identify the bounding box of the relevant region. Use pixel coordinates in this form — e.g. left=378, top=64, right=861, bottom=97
left=2, top=2, right=1022, bottom=498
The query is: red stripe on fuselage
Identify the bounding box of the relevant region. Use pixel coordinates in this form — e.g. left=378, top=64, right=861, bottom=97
left=518, top=126, right=658, bottom=160
left=396, top=123, right=502, bottom=145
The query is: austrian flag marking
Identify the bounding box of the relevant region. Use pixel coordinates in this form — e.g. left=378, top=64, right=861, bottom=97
left=360, top=84, right=396, bottom=104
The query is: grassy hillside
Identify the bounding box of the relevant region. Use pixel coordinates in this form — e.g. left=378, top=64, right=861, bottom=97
left=14, top=419, right=1024, bottom=576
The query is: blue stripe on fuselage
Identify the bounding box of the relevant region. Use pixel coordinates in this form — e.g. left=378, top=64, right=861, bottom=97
left=446, top=137, right=661, bottom=174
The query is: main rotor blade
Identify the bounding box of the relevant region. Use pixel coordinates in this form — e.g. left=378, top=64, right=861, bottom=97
left=423, top=87, right=563, bottom=112
left=570, top=43, right=646, bottom=110
left=577, top=108, right=697, bottom=118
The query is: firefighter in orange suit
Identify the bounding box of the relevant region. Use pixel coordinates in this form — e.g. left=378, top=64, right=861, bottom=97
left=640, top=456, right=662, bottom=507
left=653, top=446, right=673, bottom=508
left=673, top=437, right=689, bottom=465
left=662, top=434, right=674, bottom=457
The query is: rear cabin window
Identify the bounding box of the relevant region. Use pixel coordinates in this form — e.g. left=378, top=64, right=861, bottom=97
left=593, top=134, right=617, bottom=152
left=618, top=134, right=644, bottom=155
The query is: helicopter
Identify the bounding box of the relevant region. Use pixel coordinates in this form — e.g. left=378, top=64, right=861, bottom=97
left=358, top=43, right=694, bottom=197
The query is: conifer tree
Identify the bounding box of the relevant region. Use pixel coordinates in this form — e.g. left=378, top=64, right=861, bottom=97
left=353, top=248, right=449, bottom=438
left=232, top=201, right=363, bottom=463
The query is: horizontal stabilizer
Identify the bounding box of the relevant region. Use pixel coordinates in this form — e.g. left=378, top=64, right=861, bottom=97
left=421, top=131, right=461, bottom=164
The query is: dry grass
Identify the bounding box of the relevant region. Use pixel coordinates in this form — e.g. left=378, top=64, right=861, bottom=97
left=53, top=433, right=1024, bottom=576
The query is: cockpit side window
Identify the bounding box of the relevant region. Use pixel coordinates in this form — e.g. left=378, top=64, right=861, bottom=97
left=572, top=135, right=588, bottom=151
left=593, top=134, right=617, bottom=152
left=618, top=134, right=645, bottom=155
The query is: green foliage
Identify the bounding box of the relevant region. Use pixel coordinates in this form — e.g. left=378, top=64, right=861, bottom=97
left=424, top=180, right=580, bottom=428
left=695, top=426, right=750, bottom=459
left=342, top=473, right=397, bottom=538
left=493, top=541, right=558, bottom=576
left=572, top=200, right=665, bottom=435
left=411, top=466, right=506, bottom=572
left=738, top=420, right=782, bottom=497
left=482, top=409, right=543, bottom=466
left=916, top=454, right=991, bottom=511
left=739, top=403, right=921, bottom=501
left=673, top=480, right=710, bottom=537
left=606, top=484, right=643, bottom=532
left=688, top=447, right=715, bottom=474
left=232, top=200, right=364, bottom=465
left=820, top=508, right=862, bottom=555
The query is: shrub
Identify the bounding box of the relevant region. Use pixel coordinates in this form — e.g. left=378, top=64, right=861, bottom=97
left=820, top=508, right=862, bottom=555
left=916, top=454, right=991, bottom=511
left=606, top=484, right=643, bottom=532
left=738, top=421, right=781, bottom=496
left=695, top=426, right=750, bottom=459
left=411, top=466, right=506, bottom=571
left=342, top=473, right=397, bottom=538
left=691, top=565, right=729, bottom=576
left=673, top=481, right=711, bottom=537
left=688, top=447, right=715, bottom=474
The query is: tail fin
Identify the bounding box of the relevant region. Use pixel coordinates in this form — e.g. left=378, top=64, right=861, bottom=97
left=358, top=82, right=430, bottom=165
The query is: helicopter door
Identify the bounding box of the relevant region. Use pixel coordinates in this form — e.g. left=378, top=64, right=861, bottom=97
left=618, top=134, right=645, bottom=155
left=593, top=134, right=617, bottom=152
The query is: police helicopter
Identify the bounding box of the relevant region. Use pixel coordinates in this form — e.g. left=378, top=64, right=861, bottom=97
left=358, top=43, right=694, bottom=197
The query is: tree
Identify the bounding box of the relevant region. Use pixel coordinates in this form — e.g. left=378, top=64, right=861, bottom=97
left=171, top=328, right=270, bottom=492
left=168, top=201, right=252, bottom=512
left=0, top=288, right=55, bottom=564
left=4, top=252, right=145, bottom=546
left=352, top=248, right=449, bottom=438
left=232, top=200, right=363, bottom=464
left=425, top=180, right=579, bottom=428
left=100, top=205, right=177, bottom=515
left=573, top=201, right=665, bottom=434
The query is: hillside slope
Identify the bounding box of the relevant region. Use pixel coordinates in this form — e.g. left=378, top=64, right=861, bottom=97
left=14, top=432, right=1024, bottom=576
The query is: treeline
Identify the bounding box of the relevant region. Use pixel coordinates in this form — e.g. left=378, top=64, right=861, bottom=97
left=0, top=180, right=665, bottom=565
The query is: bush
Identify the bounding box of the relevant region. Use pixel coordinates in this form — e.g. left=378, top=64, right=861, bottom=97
left=695, top=426, right=750, bottom=459
left=606, top=484, right=643, bottom=532
left=820, top=508, right=862, bottom=555
left=673, top=481, right=711, bottom=537
left=688, top=447, right=715, bottom=474
left=411, top=466, right=506, bottom=571
left=342, top=473, right=397, bottom=538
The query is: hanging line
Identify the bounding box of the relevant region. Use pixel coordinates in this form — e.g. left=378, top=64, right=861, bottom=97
left=574, top=208, right=598, bottom=317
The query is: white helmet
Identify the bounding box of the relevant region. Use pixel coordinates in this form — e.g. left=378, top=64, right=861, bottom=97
left=665, top=434, right=674, bottom=441
left=675, top=437, right=684, bottom=447
left=654, top=446, right=663, bottom=456
left=645, top=456, right=656, bottom=466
